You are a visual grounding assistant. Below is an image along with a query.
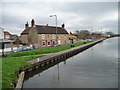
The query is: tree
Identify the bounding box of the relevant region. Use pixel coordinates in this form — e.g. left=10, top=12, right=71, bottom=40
left=105, top=31, right=114, bottom=35
left=79, top=30, right=90, bottom=39
left=74, top=30, right=90, bottom=39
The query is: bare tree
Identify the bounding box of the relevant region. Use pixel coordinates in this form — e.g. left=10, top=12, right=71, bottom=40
left=105, top=31, right=114, bottom=35
left=75, top=30, right=90, bottom=39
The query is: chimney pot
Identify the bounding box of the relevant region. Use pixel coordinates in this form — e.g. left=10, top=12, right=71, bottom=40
left=31, top=19, right=35, bottom=27
left=62, top=23, right=65, bottom=28
left=25, top=22, right=29, bottom=28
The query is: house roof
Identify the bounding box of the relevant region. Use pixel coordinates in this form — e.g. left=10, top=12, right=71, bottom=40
left=21, top=27, right=31, bottom=35
left=69, top=35, right=77, bottom=39
left=21, top=25, right=69, bottom=35
left=4, top=31, right=12, bottom=35
left=0, top=39, right=15, bottom=43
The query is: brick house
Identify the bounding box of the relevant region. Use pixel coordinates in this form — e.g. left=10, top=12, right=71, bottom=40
left=4, top=31, right=13, bottom=40
left=20, top=19, right=69, bottom=49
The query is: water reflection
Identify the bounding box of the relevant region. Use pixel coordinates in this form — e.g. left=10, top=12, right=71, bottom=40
left=24, top=59, right=63, bottom=81
left=57, top=64, right=60, bottom=80
left=23, top=37, right=118, bottom=88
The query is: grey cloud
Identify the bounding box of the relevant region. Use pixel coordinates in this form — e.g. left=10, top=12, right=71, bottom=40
left=1, top=2, right=118, bottom=35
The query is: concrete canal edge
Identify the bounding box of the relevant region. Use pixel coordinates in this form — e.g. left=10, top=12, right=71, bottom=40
left=15, top=71, right=25, bottom=89
left=15, top=38, right=105, bottom=89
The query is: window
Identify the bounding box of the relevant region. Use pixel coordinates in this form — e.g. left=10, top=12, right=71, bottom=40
left=42, top=34, right=45, bottom=39
left=52, top=40, right=55, bottom=45
left=58, top=34, right=60, bottom=39
left=42, top=41, right=45, bottom=47
left=64, top=35, right=66, bottom=38
left=48, top=41, right=50, bottom=46
left=52, top=34, right=54, bottom=39
left=58, top=40, right=60, bottom=44
left=64, top=41, right=66, bottom=43
left=5, top=35, right=10, bottom=39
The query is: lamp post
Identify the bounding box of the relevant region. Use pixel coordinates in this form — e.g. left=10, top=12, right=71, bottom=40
left=50, top=15, right=58, bottom=44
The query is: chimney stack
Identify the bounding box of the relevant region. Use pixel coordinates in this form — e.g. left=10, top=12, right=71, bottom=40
left=25, top=22, right=29, bottom=28
left=31, top=19, right=35, bottom=27
left=62, top=23, right=65, bottom=28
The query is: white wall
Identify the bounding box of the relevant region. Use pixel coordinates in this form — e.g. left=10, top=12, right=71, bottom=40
left=0, top=27, right=4, bottom=39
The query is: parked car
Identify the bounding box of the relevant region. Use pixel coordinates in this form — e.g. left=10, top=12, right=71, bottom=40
left=51, top=44, right=61, bottom=47
left=13, top=46, right=33, bottom=53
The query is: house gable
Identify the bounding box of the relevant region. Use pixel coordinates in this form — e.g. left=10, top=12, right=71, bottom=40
left=28, top=27, right=38, bottom=44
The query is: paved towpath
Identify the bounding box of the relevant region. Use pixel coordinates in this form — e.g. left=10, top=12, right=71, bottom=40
left=27, top=41, right=96, bottom=64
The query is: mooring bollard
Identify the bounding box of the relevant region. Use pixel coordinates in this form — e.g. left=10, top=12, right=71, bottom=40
left=70, top=44, right=74, bottom=47
left=37, top=58, right=40, bottom=62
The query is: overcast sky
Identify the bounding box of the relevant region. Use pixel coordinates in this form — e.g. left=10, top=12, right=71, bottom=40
left=0, top=0, right=119, bottom=36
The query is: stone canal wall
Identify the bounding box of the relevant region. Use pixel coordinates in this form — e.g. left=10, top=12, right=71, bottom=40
left=15, top=38, right=105, bottom=89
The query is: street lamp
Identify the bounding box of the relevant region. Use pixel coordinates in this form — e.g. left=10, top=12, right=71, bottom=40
left=50, top=15, right=58, bottom=44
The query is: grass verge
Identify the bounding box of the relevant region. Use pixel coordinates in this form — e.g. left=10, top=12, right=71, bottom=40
left=2, top=55, right=44, bottom=88
left=3, top=41, right=93, bottom=57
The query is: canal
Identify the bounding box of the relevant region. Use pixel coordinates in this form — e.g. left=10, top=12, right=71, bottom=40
left=23, top=37, right=118, bottom=88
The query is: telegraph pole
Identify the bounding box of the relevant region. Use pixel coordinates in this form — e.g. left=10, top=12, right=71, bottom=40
left=90, top=26, right=93, bottom=40
left=101, top=28, right=102, bottom=38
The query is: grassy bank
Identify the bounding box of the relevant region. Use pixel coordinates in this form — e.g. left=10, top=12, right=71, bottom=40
left=3, top=41, right=93, bottom=58
left=2, top=41, right=93, bottom=88
left=2, top=55, right=44, bottom=88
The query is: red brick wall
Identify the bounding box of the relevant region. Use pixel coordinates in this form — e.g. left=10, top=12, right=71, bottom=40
left=4, top=32, right=12, bottom=40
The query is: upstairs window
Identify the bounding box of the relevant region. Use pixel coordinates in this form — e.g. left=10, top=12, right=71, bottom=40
left=52, top=34, right=55, bottom=39
left=64, top=35, right=66, bottom=38
left=58, top=34, right=60, bottom=39
left=42, top=34, right=45, bottom=39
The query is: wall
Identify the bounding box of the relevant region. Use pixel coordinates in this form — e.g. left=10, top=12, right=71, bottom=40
left=59, top=34, right=70, bottom=44
left=28, top=27, right=38, bottom=45
left=38, top=34, right=70, bottom=49
left=20, top=34, right=28, bottom=44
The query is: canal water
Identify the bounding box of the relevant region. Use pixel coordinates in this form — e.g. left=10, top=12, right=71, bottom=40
left=23, top=37, right=118, bottom=88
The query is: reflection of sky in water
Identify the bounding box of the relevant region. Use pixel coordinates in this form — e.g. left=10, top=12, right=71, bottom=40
left=23, top=37, right=118, bottom=88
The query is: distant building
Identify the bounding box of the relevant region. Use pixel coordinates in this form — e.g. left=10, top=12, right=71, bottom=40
left=0, top=28, right=15, bottom=52
left=20, top=19, right=69, bottom=49
left=4, top=31, right=13, bottom=40
left=69, top=35, right=77, bottom=44
left=104, top=34, right=111, bottom=38
left=95, top=33, right=103, bottom=39
left=12, top=34, right=19, bottom=40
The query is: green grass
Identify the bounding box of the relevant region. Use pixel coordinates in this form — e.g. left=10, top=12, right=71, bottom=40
left=2, top=55, right=44, bottom=88
left=3, top=41, right=93, bottom=58
left=2, top=40, right=93, bottom=88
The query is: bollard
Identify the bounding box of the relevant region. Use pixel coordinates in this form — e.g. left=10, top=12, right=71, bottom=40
left=37, top=58, right=40, bottom=62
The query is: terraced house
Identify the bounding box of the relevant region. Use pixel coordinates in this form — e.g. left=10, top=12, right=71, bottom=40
left=20, top=19, right=69, bottom=49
